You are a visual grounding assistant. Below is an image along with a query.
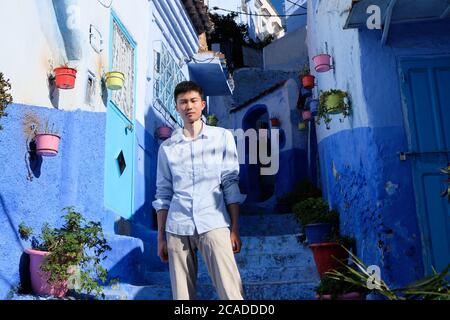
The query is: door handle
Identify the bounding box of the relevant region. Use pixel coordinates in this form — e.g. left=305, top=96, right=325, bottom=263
left=398, top=150, right=450, bottom=161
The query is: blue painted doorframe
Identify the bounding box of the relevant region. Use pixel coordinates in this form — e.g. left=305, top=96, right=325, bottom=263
left=399, top=56, right=450, bottom=274
left=104, top=11, right=137, bottom=219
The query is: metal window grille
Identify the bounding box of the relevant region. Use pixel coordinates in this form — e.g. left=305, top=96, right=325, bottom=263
left=112, top=20, right=135, bottom=121
left=153, top=42, right=185, bottom=127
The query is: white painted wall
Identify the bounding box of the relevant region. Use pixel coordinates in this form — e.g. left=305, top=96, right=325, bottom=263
left=307, top=0, right=368, bottom=143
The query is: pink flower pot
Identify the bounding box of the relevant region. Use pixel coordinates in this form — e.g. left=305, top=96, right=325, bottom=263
left=25, top=248, right=69, bottom=298
left=35, top=134, right=61, bottom=157
left=312, top=54, right=332, bottom=73
left=302, top=110, right=312, bottom=121
left=157, top=126, right=172, bottom=140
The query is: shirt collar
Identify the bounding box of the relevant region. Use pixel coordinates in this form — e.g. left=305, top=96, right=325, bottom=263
left=172, top=121, right=210, bottom=143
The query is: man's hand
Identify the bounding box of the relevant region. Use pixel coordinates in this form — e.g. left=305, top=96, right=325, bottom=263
left=230, top=229, right=242, bottom=254
left=157, top=237, right=169, bottom=263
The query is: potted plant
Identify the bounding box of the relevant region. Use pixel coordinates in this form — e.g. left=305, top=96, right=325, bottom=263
left=312, top=54, right=332, bottom=73
left=0, top=72, right=13, bottom=130
left=300, top=63, right=315, bottom=89
left=156, top=124, right=173, bottom=140
left=34, top=119, right=61, bottom=157
left=292, top=197, right=339, bottom=245
left=207, top=114, right=219, bottom=126
left=317, top=89, right=351, bottom=129
left=104, top=71, right=125, bottom=90
left=316, top=271, right=368, bottom=300
left=309, top=235, right=355, bottom=278
left=270, top=114, right=281, bottom=128
left=18, top=206, right=112, bottom=299
left=53, top=63, right=77, bottom=90
left=326, top=249, right=450, bottom=300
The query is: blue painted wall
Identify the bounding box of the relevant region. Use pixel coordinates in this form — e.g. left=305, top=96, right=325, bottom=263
left=315, top=17, right=450, bottom=288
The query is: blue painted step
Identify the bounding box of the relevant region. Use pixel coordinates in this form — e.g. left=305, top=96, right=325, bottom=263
left=239, top=214, right=301, bottom=236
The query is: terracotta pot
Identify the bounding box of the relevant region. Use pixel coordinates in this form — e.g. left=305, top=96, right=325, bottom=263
left=35, top=134, right=61, bottom=157
left=312, top=54, right=332, bottom=73
left=309, top=242, right=349, bottom=278
left=302, top=75, right=315, bottom=89
left=271, top=118, right=280, bottom=127
left=25, top=248, right=69, bottom=298
left=54, top=67, right=77, bottom=89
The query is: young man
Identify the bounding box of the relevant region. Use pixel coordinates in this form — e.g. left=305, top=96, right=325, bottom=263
left=152, top=81, right=246, bottom=300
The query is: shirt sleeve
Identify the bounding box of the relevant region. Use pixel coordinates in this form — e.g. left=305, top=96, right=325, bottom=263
left=152, top=145, right=173, bottom=213
left=221, top=130, right=247, bottom=205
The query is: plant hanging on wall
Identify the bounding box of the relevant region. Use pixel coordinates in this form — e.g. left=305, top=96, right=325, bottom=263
left=0, top=72, right=13, bottom=130
left=317, top=89, right=351, bottom=129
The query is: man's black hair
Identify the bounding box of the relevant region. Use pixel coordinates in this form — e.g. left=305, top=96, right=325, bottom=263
left=174, top=81, right=204, bottom=102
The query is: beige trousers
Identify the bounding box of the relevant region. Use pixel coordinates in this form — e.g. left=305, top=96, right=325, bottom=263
left=166, top=227, right=244, bottom=300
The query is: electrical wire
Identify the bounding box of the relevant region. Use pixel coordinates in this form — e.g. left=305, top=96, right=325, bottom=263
left=285, top=0, right=307, bottom=10
left=211, top=6, right=307, bottom=17
left=97, top=0, right=113, bottom=8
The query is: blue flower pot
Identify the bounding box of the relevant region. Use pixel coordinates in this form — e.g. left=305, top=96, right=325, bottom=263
left=304, top=223, right=333, bottom=244
left=308, top=99, right=319, bottom=116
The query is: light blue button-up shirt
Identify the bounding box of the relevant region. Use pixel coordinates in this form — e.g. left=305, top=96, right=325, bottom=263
left=152, top=122, right=246, bottom=235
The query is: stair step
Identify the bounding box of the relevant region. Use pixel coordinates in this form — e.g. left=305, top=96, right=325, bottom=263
left=239, top=214, right=300, bottom=236
left=144, top=265, right=319, bottom=285
left=240, top=234, right=304, bottom=252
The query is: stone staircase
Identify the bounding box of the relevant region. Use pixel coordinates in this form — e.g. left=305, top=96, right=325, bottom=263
left=12, top=204, right=321, bottom=300
left=98, top=207, right=320, bottom=300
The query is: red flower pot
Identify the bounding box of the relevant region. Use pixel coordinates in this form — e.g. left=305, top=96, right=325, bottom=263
left=35, top=133, right=61, bottom=157
left=302, top=75, right=315, bottom=89
left=54, top=67, right=77, bottom=89
left=157, top=126, right=172, bottom=140
left=25, top=248, right=69, bottom=298
left=309, top=242, right=349, bottom=278
left=270, top=118, right=280, bottom=127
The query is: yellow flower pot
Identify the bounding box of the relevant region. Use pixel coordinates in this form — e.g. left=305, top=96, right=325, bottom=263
left=105, top=71, right=125, bottom=90
left=298, top=122, right=307, bottom=131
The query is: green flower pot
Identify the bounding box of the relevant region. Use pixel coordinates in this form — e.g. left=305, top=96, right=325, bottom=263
left=325, top=93, right=343, bottom=114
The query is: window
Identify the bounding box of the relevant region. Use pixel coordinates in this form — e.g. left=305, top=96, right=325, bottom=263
left=111, top=19, right=135, bottom=121
left=153, top=42, right=185, bottom=126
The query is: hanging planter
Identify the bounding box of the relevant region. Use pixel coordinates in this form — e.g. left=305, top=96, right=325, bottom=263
left=307, top=98, right=320, bottom=116
left=53, top=66, right=77, bottom=89
left=206, top=114, right=218, bottom=126
left=312, top=54, right=332, bottom=73
left=298, top=121, right=307, bottom=131
left=35, top=133, right=61, bottom=156
left=270, top=117, right=281, bottom=128
left=302, top=75, right=315, bottom=89
left=317, top=90, right=351, bottom=129
left=105, top=71, right=125, bottom=90
left=302, top=110, right=312, bottom=121
left=157, top=125, right=172, bottom=140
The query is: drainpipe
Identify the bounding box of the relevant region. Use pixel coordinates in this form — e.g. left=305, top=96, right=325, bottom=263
left=52, top=0, right=83, bottom=61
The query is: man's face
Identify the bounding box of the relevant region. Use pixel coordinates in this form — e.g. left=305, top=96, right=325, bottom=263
left=175, top=90, right=206, bottom=124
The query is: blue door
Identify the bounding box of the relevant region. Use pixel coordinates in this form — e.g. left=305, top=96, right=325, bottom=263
left=104, top=12, right=136, bottom=219
left=400, top=56, right=450, bottom=274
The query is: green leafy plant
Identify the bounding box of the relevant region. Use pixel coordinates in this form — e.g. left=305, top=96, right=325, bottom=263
left=326, top=247, right=450, bottom=300
left=276, top=180, right=322, bottom=213
left=0, top=72, right=13, bottom=130
left=300, top=62, right=311, bottom=77
left=317, top=89, right=351, bottom=129
left=292, top=197, right=339, bottom=228
left=37, top=118, right=59, bottom=135
left=18, top=207, right=112, bottom=298
left=207, top=114, right=218, bottom=126
left=440, top=163, right=450, bottom=202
